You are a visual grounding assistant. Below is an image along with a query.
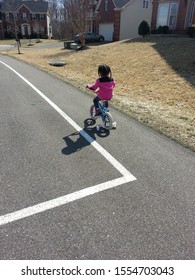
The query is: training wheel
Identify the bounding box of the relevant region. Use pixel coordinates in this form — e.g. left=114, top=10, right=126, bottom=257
left=112, top=122, right=117, bottom=129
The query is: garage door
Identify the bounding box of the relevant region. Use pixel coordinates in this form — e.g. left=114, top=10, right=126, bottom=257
left=99, top=23, right=114, bottom=41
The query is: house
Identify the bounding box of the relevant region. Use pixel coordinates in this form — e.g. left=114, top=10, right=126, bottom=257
left=0, top=0, right=51, bottom=40
left=151, top=0, right=195, bottom=34
left=95, top=0, right=153, bottom=41
left=0, top=0, right=3, bottom=39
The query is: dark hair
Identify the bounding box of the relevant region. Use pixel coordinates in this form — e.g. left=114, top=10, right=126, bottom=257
left=98, top=64, right=112, bottom=78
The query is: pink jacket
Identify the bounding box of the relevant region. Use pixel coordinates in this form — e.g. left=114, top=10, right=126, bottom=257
left=88, top=77, right=115, bottom=100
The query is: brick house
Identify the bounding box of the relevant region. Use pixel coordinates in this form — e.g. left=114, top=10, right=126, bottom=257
left=0, top=0, right=4, bottom=38
left=95, top=0, right=152, bottom=41
left=0, top=0, right=51, bottom=39
left=151, top=0, right=195, bottom=33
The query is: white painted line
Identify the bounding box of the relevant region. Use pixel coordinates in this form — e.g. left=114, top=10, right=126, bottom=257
left=0, top=61, right=137, bottom=226
left=0, top=176, right=134, bottom=226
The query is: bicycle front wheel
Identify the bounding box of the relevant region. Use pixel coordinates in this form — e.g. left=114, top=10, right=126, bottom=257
left=103, top=112, right=113, bottom=130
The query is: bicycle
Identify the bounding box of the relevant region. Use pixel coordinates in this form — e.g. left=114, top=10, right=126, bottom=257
left=90, top=100, right=116, bottom=130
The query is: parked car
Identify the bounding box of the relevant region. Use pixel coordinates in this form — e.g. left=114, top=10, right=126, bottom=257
left=74, top=32, right=105, bottom=43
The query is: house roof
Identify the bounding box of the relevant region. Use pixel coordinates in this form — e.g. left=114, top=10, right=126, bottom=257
left=17, top=1, right=48, bottom=13
left=113, top=0, right=132, bottom=9
left=95, top=0, right=132, bottom=11
left=1, top=0, right=48, bottom=13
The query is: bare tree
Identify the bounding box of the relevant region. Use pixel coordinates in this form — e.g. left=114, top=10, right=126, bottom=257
left=2, top=0, right=23, bottom=53
left=48, top=0, right=72, bottom=40
left=48, top=0, right=97, bottom=42
left=61, top=0, right=93, bottom=45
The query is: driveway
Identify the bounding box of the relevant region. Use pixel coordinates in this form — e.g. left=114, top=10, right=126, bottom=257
left=0, top=45, right=15, bottom=52
left=0, top=54, right=194, bottom=261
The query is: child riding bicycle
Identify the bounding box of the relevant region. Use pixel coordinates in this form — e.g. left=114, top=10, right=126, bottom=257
left=86, top=64, right=115, bottom=116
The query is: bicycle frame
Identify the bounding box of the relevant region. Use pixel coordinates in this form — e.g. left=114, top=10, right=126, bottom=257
left=98, top=100, right=109, bottom=120
left=87, top=88, right=115, bottom=130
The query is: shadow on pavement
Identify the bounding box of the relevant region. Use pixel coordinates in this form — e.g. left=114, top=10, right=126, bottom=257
left=61, top=118, right=110, bottom=155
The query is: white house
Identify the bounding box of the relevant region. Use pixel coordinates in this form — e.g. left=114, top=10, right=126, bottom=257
left=96, top=0, right=153, bottom=41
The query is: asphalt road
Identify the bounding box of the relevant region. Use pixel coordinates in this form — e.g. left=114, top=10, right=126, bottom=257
left=0, top=54, right=194, bottom=260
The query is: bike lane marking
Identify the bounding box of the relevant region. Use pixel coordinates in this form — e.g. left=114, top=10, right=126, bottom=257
left=0, top=61, right=136, bottom=226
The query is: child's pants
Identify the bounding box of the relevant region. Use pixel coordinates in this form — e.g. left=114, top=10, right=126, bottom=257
left=93, top=96, right=108, bottom=109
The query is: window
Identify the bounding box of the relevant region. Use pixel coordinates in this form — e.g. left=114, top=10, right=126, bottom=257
left=31, top=13, right=36, bottom=20
left=40, top=14, right=44, bottom=20
left=157, top=2, right=179, bottom=28
left=189, top=2, right=195, bottom=26
left=9, top=13, right=13, bottom=19
left=40, top=26, right=45, bottom=34
left=157, top=3, right=169, bottom=26
left=7, top=25, right=11, bottom=31
left=169, top=3, right=178, bottom=27
left=105, top=0, right=108, bottom=11
left=22, top=12, right=27, bottom=19
left=143, top=0, right=149, bottom=9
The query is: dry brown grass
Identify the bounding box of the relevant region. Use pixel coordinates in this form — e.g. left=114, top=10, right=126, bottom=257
left=2, top=36, right=195, bottom=151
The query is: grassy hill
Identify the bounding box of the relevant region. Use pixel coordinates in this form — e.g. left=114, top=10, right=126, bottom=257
left=1, top=36, right=195, bottom=151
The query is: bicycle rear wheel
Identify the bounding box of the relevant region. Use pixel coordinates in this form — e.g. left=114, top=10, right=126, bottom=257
left=103, top=112, right=113, bottom=130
